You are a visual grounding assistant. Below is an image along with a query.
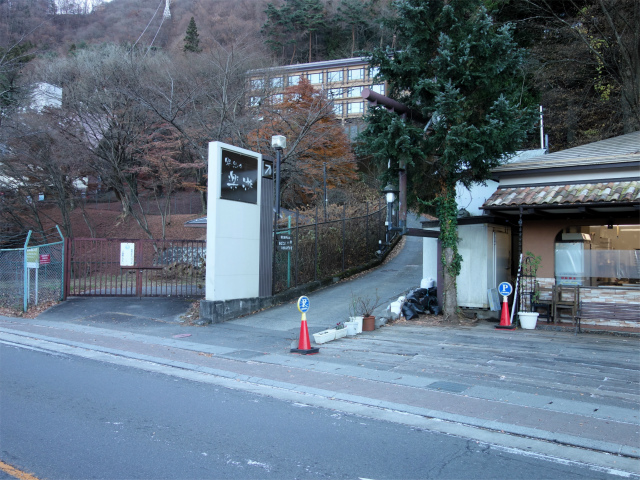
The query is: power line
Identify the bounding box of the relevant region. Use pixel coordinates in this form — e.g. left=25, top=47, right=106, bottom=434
left=131, top=0, right=165, bottom=51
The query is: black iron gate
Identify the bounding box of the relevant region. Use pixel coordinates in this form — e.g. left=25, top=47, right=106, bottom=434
left=65, top=238, right=206, bottom=297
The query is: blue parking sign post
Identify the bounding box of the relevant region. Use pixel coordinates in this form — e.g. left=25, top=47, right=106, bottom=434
left=498, top=282, right=513, bottom=297
left=496, top=282, right=516, bottom=330
left=297, top=296, right=310, bottom=313
left=291, top=296, right=319, bottom=355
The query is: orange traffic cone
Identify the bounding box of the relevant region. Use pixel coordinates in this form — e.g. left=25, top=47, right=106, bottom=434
left=291, top=313, right=320, bottom=354
left=496, top=295, right=516, bottom=330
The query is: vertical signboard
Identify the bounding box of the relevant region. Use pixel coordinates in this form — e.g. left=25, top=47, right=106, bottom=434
left=207, top=142, right=263, bottom=302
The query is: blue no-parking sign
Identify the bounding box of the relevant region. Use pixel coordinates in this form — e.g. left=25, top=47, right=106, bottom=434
left=297, top=296, right=310, bottom=313
left=498, top=282, right=513, bottom=297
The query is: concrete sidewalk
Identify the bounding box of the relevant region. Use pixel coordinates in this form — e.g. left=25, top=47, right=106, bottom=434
left=1, top=220, right=639, bottom=474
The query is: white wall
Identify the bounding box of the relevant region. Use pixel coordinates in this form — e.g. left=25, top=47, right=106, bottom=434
left=423, top=224, right=511, bottom=308
left=456, top=180, right=499, bottom=216
left=422, top=233, right=439, bottom=284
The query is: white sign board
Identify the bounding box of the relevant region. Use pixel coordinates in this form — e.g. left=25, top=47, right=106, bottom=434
left=120, top=242, right=135, bottom=267
left=206, top=141, right=262, bottom=301
left=26, top=247, right=39, bottom=269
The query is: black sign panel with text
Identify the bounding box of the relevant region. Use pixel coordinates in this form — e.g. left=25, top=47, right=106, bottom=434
left=277, top=233, right=293, bottom=251
left=220, top=148, right=258, bottom=204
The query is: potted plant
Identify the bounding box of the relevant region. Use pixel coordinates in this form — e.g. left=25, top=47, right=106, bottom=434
left=344, top=318, right=358, bottom=336
left=531, top=280, right=541, bottom=305
left=351, top=290, right=385, bottom=331
left=334, top=321, right=348, bottom=339
left=348, top=296, right=364, bottom=333
left=313, top=328, right=336, bottom=344
left=518, top=252, right=541, bottom=329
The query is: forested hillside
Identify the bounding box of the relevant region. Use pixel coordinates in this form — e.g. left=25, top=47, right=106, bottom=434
left=0, top=0, right=636, bottom=242
left=2, top=0, right=636, bottom=151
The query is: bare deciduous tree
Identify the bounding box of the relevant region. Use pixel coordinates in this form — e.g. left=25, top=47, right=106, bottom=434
left=526, top=0, right=639, bottom=133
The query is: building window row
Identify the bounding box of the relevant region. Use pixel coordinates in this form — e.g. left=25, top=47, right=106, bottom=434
left=252, top=66, right=381, bottom=91
left=254, top=86, right=381, bottom=111
left=332, top=101, right=365, bottom=116
left=327, top=84, right=383, bottom=100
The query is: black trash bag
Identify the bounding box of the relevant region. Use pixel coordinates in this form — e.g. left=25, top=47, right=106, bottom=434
left=421, top=295, right=437, bottom=310
left=411, top=302, right=426, bottom=313
left=402, top=302, right=419, bottom=320
left=429, top=299, right=440, bottom=315
left=414, top=288, right=429, bottom=298
left=405, top=292, right=420, bottom=304
left=427, top=286, right=437, bottom=297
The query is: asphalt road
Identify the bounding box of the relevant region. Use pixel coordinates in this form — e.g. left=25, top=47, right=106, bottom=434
left=0, top=343, right=625, bottom=480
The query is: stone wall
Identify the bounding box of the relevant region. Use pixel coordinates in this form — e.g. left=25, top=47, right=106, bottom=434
left=533, top=278, right=639, bottom=327
left=579, top=287, right=640, bottom=328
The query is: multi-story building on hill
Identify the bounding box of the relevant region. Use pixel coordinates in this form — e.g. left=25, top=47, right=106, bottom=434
left=248, top=57, right=386, bottom=139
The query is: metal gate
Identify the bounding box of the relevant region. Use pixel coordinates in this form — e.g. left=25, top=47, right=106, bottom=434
left=65, top=238, right=206, bottom=297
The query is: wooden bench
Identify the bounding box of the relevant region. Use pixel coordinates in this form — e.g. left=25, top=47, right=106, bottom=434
left=576, top=302, right=640, bottom=333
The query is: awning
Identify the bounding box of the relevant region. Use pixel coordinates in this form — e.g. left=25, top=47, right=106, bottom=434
left=483, top=181, right=640, bottom=217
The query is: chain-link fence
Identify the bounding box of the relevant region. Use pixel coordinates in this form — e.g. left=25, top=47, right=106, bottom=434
left=272, top=201, right=394, bottom=294
left=0, top=228, right=64, bottom=312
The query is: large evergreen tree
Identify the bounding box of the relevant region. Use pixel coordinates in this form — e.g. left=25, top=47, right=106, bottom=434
left=336, top=0, right=380, bottom=56
left=262, top=0, right=327, bottom=63
left=183, top=17, right=202, bottom=53
left=358, top=0, right=537, bottom=319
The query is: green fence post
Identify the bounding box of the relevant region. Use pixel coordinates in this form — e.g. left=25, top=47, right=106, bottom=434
left=287, top=215, right=291, bottom=289
left=56, top=226, right=64, bottom=300
left=23, top=230, right=32, bottom=312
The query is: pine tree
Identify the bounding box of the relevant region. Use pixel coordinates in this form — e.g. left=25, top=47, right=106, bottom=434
left=262, top=0, right=327, bottom=63
left=183, top=17, right=201, bottom=53
left=358, top=0, right=537, bottom=320
left=336, top=0, right=378, bottom=56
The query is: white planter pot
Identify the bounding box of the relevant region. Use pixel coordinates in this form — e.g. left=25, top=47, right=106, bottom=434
left=350, top=316, right=363, bottom=334
left=518, top=312, right=539, bottom=330
left=335, top=328, right=347, bottom=339
left=345, top=321, right=358, bottom=336
left=313, top=329, right=336, bottom=344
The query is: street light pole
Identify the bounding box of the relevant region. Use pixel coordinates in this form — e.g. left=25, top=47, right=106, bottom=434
left=382, top=183, right=399, bottom=246
left=275, top=148, right=282, bottom=221
left=323, top=162, right=327, bottom=222
left=271, top=135, right=286, bottom=295
left=271, top=135, right=286, bottom=223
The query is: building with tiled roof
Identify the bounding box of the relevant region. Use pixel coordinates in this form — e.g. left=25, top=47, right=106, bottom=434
left=483, top=131, right=639, bottom=328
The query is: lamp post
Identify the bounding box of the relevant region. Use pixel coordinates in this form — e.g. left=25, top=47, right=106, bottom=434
left=382, top=183, right=400, bottom=245
left=271, top=135, right=286, bottom=222
left=271, top=135, right=286, bottom=295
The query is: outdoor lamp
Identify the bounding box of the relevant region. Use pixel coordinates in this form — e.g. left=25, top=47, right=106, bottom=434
left=382, top=183, right=400, bottom=244
left=271, top=135, right=286, bottom=150
left=383, top=183, right=398, bottom=204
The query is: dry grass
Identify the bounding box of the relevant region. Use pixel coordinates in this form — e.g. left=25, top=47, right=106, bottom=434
left=0, top=300, right=59, bottom=319
left=389, top=312, right=480, bottom=328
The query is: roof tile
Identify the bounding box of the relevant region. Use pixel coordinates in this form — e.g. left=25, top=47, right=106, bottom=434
left=484, top=181, right=640, bottom=208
